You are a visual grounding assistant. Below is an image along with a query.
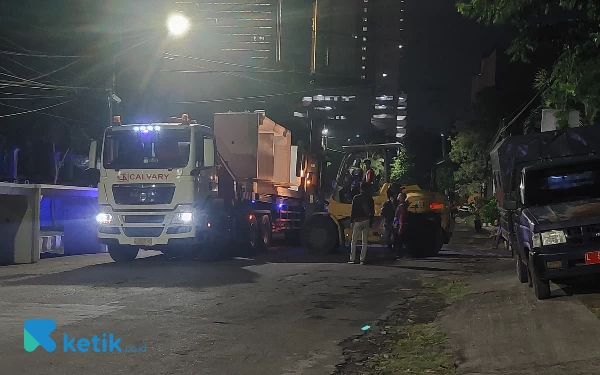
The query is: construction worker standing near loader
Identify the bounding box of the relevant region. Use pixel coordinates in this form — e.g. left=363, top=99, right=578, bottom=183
left=349, top=182, right=375, bottom=265
left=395, top=192, right=409, bottom=259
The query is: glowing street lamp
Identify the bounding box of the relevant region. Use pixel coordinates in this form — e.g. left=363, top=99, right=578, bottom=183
left=167, top=13, right=191, bottom=37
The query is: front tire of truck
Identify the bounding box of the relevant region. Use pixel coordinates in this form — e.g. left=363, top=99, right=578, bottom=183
left=301, top=215, right=338, bottom=255
left=108, top=245, right=139, bottom=262
left=516, top=253, right=528, bottom=284
left=530, top=262, right=551, bottom=300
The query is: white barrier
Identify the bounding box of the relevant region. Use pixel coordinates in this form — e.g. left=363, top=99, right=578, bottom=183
left=0, top=183, right=99, bottom=265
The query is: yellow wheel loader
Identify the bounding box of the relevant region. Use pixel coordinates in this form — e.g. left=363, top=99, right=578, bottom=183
left=301, top=143, right=455, bottom=257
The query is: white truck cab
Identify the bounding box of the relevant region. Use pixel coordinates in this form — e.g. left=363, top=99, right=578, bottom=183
left=88, top=115, right=220, bottom=261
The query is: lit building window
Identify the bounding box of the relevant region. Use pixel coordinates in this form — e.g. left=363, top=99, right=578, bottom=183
left=361, top=75, right=366, bottom=80
left=362, top=56, right=366, bottom=61
left=400, top=19, right=404, bottom=21
left=363, top=17, right=368, bottom=22
left=363, top=26, right=368, bottom=31
left=364, top=7, right=368, bottom=12
left=363, top=37, right=367, bottom=41
left=364, top=0, right=368, bottom=2
left=399, top=45, right=404, bottom=49
left=361, top=66, right=366, bottom=70
left=362, top=46, right=367, bottom=51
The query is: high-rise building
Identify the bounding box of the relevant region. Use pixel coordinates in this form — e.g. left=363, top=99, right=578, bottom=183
left=307, top=0, right=407, bottom=141
left=367, top=0, right=407, bottom=140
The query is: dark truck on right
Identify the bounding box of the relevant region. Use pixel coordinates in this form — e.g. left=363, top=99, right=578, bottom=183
left=491, top=124, right=600, bottom=299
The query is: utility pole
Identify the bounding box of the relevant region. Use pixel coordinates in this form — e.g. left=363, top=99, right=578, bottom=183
left=441, top=133, right=447, bottom=158
left=107, top=54, right=116, bottom=128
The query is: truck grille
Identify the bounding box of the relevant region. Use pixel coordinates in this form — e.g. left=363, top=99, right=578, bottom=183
left=123, top=227, right=163, bottom=238
left=113, top=184, right=175, bottom=205
left=565, top=224, right=600, bottom=245
left=122, top=215, right=165, bottom=224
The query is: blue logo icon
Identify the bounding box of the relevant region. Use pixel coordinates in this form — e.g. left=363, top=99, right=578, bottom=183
left=24, top=319, right=57, bottom=352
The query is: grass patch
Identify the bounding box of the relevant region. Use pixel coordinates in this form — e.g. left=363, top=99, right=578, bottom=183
left=377, top=323, right=455, bottom=375
left=578, top=294, right=600, bottom=319
left=422, top=278, right=468, bottom=304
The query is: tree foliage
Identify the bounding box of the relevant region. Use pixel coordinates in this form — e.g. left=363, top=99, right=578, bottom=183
left=457, top=0, right=600, bottom=126
left=390, top=149, right=416, bottom=186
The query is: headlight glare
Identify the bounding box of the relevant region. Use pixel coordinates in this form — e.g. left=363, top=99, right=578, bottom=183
left=172, top=212, right=193, bottom=224
left=96, top=213, right=113, bottom=225
left=541, top=230, right=566, bottom=246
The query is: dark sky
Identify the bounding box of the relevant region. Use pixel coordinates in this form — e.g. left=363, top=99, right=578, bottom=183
left=402, top=0, right=504, bottom=134
left=0, top=0, right=505, bottom=143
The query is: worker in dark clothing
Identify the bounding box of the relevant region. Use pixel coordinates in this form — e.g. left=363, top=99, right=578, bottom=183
left=349, top=159, right=363, bottom=199
left=395, top=192, right=409, bottom=259
left=349, top=182, right=375, bottom=265
left=363, top=159, right=375, bottom=184
left=381, top=189, right=397, bottom=249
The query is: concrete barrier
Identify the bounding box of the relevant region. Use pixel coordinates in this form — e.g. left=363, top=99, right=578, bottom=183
left=0, top=183, right=99, bottom=265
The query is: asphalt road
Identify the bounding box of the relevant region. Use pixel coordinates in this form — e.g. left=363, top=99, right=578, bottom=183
left=0, top=246, right=422, bottom=375
left=4, top=226, right=600, bottom=375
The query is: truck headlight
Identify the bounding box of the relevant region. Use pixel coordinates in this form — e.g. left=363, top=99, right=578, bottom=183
left=172, top=212, right=193, bottom=224
left=96, top=213, right=113, bottom=225
left=541, top=230, right=567, bottom=246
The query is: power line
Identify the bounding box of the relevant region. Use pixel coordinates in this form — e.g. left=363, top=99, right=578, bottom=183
left=0, top=50, right=86, bottom=58
left=163, top=52, right=354, bottom=78
left=0, top=99, right=74, bottom=118
left=172, top=85, right=370, bottom=104
left=0, top=95, right=74, bottom=100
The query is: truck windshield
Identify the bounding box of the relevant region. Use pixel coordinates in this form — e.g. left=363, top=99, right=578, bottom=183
left=103, top=129, right=191, bottom=169
left=525, top=160, right=600, bottom=206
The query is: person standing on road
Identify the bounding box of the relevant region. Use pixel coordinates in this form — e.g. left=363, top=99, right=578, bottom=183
left=381, top=189, right=397, bottom=249
left=394, top=192, right=408, bottom=259
left=492, top=219, right=502, bottom=249
left=349, top=182, right=375, bottom=265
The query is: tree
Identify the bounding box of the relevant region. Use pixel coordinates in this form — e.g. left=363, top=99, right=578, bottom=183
left=390, top=149, right=416, bottom=186
left=457, top=0, right=600, bottom=127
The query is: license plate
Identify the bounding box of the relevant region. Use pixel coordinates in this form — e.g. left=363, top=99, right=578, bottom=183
left=584, top=251, right=600, bottom=265
left=134, top=238, right=152, bottom=246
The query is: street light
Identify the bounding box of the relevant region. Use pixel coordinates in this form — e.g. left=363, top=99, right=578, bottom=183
left=322, top=128, right=329, bottom=135
left=167, top=13, right=191, bottom=37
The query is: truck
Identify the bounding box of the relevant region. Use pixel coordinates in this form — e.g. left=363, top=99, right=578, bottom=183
left=491, top=124, right=600, bottom=299
left=87, top=112, right=321, bottom=262
left=301, top=143, right=455, bottom=257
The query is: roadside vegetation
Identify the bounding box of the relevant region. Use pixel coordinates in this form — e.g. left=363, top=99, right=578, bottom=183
left=336, top=276, right=468, bottom=375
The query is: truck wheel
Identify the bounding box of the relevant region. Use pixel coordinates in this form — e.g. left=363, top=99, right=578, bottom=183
left=530, top=263, right=551, bottom=300
left=108, top=245, right=139, bottom=262
left=301, top=216, right=338, bottom=254
left=246, top=215, right=261, bottom=255
left=516, top=254, right=528, bottom=283
left=258, top=215, right=272, bottom=250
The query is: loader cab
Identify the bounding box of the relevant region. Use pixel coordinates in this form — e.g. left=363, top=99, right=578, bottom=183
left=331, top=143, right=398, bottom=204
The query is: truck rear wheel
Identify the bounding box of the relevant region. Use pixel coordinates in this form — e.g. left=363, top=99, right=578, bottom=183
left=258, top=215, right=272, bottom=250
left=108, top=245, right=139, bottom=262
left=246, top=215, right=261, bottom=255
left=301, top=216, right=338, bottom=254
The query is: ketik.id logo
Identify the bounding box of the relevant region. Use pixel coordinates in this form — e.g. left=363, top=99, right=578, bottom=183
left=24, top=320, right=57, bottom=352
left=23, top=319, right=145, bottom=353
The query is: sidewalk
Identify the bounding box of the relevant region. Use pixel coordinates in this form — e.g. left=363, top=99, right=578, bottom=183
left=439, top=259, right=600, bottom=374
